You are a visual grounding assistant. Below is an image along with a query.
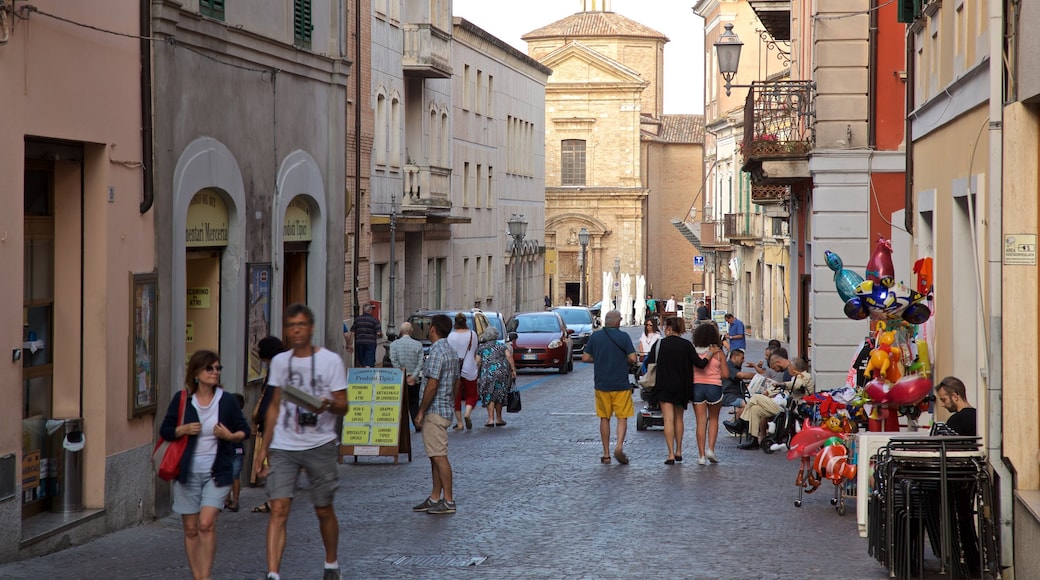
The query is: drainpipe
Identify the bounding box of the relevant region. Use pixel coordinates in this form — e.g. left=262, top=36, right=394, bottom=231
left=903, top=23, right=915, bottom=234
left=867, top=0, right=878, bottom=149
left=986, top=0, right=1012, bottom=570
left=351, top=0, right=361, bottom=321
left=139, top=0, right=154, bottom=214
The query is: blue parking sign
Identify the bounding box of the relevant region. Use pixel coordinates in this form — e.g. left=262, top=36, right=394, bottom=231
left=693, top=255, right=704, bottom=271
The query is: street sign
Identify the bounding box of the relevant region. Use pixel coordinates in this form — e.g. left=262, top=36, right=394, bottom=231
left=693, top=255, right=704, bottom=271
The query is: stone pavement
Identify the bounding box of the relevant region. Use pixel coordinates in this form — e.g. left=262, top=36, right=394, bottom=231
left=0, top=331, right=891, bottom=579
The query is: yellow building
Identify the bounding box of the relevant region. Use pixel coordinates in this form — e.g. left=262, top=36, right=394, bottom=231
left=523, top=0, right=704, bottom=312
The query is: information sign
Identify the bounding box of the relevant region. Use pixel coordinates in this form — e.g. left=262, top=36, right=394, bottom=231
left=339, top=367, right=411, bottom=463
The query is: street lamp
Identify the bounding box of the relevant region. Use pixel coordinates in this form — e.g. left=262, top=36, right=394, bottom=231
left=612, top=257, right=620, bottom=310
left=714, top=23, right=745, bottom=96
left=578, top=227, right=589, bottom=306
left=507, top=213, right=528, bottom=315
left=385, top=193, right=398, bottom=341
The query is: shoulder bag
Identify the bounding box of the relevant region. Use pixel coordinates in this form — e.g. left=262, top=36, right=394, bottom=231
left=638, top=339, right=660, bottom=390
left=152, top=390, right=189, bottom=481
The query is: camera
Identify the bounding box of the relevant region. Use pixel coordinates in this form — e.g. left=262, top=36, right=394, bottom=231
left=297, top=410, right=318, bottom=426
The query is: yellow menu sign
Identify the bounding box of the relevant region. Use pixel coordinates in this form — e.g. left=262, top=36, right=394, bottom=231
left=341, top=368, right=404, bottom=446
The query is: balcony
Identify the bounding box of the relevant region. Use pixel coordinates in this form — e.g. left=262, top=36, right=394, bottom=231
left=751, top=184, right=790, bottom=211
left=403, top=164, right=451, bottom=212
left=748, top=0, right=792, bottom=41
left=741, top=80, right=814, bottom=185
left=402, top=24, right=452, bottom=79
left=724, top=213, right=765, bottom=241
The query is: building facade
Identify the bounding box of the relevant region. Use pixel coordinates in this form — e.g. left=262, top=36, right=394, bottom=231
left=0, top=1, right=155, bottom=561
left=525, top=0, right=704, bottom=314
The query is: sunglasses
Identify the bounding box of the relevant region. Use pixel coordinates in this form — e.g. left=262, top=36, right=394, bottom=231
left=205, top=365, right=224, bottom=372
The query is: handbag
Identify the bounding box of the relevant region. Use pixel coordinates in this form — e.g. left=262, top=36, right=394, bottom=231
left=638, top=340, right=660, bottom=389
left=152, top=390, right=189, bottom=481
left=506, top=385, right=522, bottom=413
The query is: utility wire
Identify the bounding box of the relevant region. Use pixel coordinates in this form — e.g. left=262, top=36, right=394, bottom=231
left=16, top=4, right=158, bottom=40
left=813, top=0, right=897, bottom=21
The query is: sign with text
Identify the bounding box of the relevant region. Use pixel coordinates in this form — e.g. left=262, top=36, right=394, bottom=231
left=341, top=368, right=404, bottom=447
left=1004, top=234, right=1037, bottom=265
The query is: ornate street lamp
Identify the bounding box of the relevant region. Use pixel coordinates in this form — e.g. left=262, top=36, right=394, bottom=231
left=714, top=23, right=745, bottom=96
left=578, top=227, right=589, bottom=306
left=612, top=257, right=620, bottom=310
left=507, top=214, right=528, bottom=315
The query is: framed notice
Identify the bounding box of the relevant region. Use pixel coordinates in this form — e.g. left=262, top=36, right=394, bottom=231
left=129, top=272, right=159, bottom=417
left=245, top=263, right=273, bottom=383
left=340, top=367, right=411, bottom=463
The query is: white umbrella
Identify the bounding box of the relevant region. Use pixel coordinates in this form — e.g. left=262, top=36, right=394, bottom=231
left=634, top=275, right=646, bottom=325
left=602, top=271, right=613, bottom=313
left=620, top=273, right=632, bottom=326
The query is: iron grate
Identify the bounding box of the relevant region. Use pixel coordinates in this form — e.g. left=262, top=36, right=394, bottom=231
left=390, top=555, right=487, bottom=567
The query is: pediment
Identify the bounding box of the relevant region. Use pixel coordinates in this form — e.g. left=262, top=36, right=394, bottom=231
left=539, top=42, right=646, bottom=86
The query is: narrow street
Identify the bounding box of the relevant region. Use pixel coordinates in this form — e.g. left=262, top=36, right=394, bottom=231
left=0, top=333, right=889, bottom=579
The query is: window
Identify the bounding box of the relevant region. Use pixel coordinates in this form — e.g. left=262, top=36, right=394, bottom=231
left=390, top=97, right=401, bottom=167
left=440, top=112, right=449, bottom=167
left=476, top=70, right=484, bottom=115
left=463, top=258, right=470, bottom=306
left=486, top=256, right=493, bottom=301
left=487, top=75, right=494, bottom=118
left=199, top=0, right=224, bottom=20
left=429, top=109, right=439, bottom=166
left=464, top=65, right=472, bottom=110
left=463, top=162, right=471, bottom=206
left=294, top=0, right=313, bottom=49
left=475, top=164, right=484, bottom=208
left=486, top=166, right=493, bottom=207
left=475, top=256, right=483, bottom=303
left=561, top=139, right=586, bottom=186
left=375, top=93, right=387, bottom=166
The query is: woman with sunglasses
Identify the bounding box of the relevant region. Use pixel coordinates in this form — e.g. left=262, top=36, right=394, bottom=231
left=159, top=349, right=250, bottom=580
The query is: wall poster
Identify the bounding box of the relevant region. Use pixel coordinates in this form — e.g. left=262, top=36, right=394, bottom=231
left=246, top=263, right=273, bottom=383
left=129, top=272, right=158, bottom=417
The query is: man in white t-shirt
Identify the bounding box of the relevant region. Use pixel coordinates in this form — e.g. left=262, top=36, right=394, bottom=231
left=256, top=303, right=348, bottom=580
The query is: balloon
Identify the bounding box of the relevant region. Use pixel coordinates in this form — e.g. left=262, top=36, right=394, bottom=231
left=865, top=238, right=894, bottom=283
left=864, top=375, right=933, bottom=406
left=854, top=280, right=930, bottom=322
left=826, top=250, right=865, bottom=303
left=824, top=436, right=845, bottom=447
left=787, top=420, right=837, bottom=460
left=902, top=302, right=931, bottom=324
left=844, top=297, right=870, bottom=320
left=814, top=443, right=857, bottom=485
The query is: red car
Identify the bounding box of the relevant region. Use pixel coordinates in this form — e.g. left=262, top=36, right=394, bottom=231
left=507, top=311, right=574, bottom=374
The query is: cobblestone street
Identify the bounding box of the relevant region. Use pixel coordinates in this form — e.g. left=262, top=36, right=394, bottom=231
left=0, top=336, right=892, bottom=579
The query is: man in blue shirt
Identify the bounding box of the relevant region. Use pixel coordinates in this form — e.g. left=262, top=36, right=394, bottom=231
left=582, top=310, right=637, bottom=465
left=724, top=313, right=746, bottom=351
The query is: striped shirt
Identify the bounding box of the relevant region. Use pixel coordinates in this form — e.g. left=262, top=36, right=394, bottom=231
left=421, top=337, right=460, bottom=419
left=389, top=335, right=424, bottom=380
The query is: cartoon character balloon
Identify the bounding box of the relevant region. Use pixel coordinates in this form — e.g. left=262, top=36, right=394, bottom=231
left=825, top=250, right=865, bottom=303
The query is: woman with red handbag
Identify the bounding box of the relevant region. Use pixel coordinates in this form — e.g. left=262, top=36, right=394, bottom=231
left=159, top=350, right=250, bottom=580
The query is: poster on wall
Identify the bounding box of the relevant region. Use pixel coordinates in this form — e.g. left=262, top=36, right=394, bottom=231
left=246, top=263, right=273, bottom=383
left=129, top=272, right=158, bottom=417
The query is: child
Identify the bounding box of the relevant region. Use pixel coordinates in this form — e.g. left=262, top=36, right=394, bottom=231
left=225, top=392, right=246, bottom=512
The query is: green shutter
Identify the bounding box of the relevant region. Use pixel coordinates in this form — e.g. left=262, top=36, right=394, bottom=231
left=200, top=0, right=225, bottom=21
left=294, top=0, right=313, bottom=49
left=897, top=0, right=924, bottom=24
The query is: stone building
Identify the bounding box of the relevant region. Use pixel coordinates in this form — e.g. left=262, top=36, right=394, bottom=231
left=524, top=0, right=704, bottom=313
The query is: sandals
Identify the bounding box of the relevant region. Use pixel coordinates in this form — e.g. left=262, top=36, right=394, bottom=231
left=495, top=421, right=507, bottom=427
left=251, top=502, right=271, bottom=513
left=464, top=417, right=473, bottom=430
left=453, top=424, right=465, bottom=432
left=600, top=456, right=612, bottom=464
left=225, top=500, right=239, bottom=512
left=614, top=450, right=630, bottom=465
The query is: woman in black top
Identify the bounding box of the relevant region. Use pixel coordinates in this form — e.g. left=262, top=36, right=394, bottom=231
left=646, top=317, right=698, bottom=464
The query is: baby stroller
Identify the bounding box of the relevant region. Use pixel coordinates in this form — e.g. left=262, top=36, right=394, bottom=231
left=634, top=354, right=663, bottom=431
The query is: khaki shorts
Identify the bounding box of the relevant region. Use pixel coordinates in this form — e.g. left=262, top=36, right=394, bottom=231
left=266, top=440, right=340, bottom=507
left=595, top=389, right=634, bottom=419
left=422, top=413, right=452, bottom=457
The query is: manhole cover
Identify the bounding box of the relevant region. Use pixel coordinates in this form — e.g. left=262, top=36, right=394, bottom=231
left=390, top=555, right=487, bottom=567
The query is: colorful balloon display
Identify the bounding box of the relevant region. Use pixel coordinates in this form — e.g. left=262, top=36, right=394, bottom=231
left=825, top=250, right=865, bottom=303
left=826, top=241, right=932, bottom=324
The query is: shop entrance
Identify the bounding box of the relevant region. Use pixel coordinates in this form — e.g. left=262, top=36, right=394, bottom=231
left=185, top=189, right=229, bottom=360
left=281, top=195, right=313, bottom=324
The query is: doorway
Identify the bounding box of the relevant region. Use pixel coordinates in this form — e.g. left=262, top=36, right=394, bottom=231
left=564, top=282, right=579, bottom=307
left=185, top=253, right=222, bottom=357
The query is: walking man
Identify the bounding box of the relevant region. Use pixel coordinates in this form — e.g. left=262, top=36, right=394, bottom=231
left=724, top=312, right=747, bottom=351
left=413, top=314, right=461, bottom=514
left=582, top=310, right=637, bottom=464
left=389, top=321, right=424, bottom=432
left=348, top=303, right=382, bottom=367
left=255, top=303, right=349, bottom=580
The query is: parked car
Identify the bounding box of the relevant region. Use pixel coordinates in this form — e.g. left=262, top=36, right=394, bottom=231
left=407, top=309, right=506, bottom=355
left=588, top=301, right=603, bottom=325
left=507, top=311, right=574, bottom=374
left=552, top=306, right=597, bottom=357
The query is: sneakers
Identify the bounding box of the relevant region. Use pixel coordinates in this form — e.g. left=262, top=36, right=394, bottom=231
left=697, top=456, right=708, bottom=465
left=738, top=439, right=761, bottom=450
left=426, top=499, right=457, bottom=514
left=412, top=497, right=436, bottom=512
left=323, top=569, right=341, bottom=580
left=723, top=419, right=748, bottom=435
left=705, top=449, right=718, bottom=463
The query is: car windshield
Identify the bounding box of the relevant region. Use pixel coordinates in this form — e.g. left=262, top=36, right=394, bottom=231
left=512, top=316, right=560, bottom=333
left=556, top=309, right=592, bottom=324
left=410, top=313, right=504, bottom=342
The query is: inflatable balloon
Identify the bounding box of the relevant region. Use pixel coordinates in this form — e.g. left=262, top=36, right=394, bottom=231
left=902, top=302, right=931, bottom=324
left=865, top=237, right=894, bottom=284
left=825, top=250, right=865, bottom=303
left=787, top=420, right=838, bottom=460
left=851, top=279, right=931, bottom=322
left=843, top=297, right=870, bottom=320
left=813, top=442, right=857, bottom=486
left=864, top=327, right=901, bottom=380
left=864, top=374, right=933, bottom=407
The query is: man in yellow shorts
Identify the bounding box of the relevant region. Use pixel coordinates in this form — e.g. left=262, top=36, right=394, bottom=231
left=582, top=310, right=638, bottom=464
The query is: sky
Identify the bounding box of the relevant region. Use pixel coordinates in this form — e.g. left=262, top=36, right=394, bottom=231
left=452, top=0, right=706, bottom=114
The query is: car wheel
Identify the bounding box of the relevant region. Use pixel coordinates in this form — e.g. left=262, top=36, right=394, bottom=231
left=567, top=357, right=574, bottom=372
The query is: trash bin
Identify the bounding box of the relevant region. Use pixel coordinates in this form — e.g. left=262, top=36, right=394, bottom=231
left=47, top=418, right=84, bottom=514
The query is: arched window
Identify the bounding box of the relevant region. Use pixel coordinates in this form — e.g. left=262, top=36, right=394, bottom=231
left=390, top=95, right=401, bottom=167
left=440, top=111, right=449, bottom=168
left=429, top=108, right=439, bottom=166
left=375, top=93, right=387, bottom=166
left=561, top=139, right=586, bottom=186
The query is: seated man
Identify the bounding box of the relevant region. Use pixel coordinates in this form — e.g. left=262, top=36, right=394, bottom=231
left=720, top=348, right=757, bottom=410
left=735, top=356, right=812, bottom=450
left=723, top=346, right=778, bottom=434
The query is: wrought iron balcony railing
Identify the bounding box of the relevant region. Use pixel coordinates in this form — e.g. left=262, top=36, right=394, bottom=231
left=741, top=80, right=814, bottom=178
left=723, top=213, right=765, bottom=241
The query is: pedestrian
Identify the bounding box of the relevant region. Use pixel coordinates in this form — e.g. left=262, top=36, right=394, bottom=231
left=691, top=322, right=729, bottom=464
left=646, top=316, right=697, bottom=464
left=724, top=313, right=746, bottom=351
left=447, top=312, right=479, bottom=430
left=645, top=293, right=656, bottom=322
left=249, top=335, right=284, bottom=513
left=159, top=350, right=249, bottom=580
left=474, top=322, right=515, bottom=427
left=695, top=300, right=710, bottom=324
left=413, top=314, right=462, bottom=515
left=581, top=310, right=637, bottom=465
left=224, top=392, right=246, bottom=513
left=348, top=303, right=383, bottom=367
left=638, top=319, right=662, bottom=361
left=388, top=321, right=424, bottom=433
left=544, top=295, right=551, bottom=309
left=665, top=294, right=677, bottom=314
left=255, top=303, right=349, bottom=580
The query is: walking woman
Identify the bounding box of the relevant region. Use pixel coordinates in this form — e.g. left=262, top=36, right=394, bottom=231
left=691, top=323, right=729, bottom=465
left=474, top=325, right=516, bottom=427
left=637, top=319, right=662, bottom=362
left=448, top=312, right=480, bottom=430
left=159, top=350, right=250, bottom=580
left=645, top=317, right=697, bottom=464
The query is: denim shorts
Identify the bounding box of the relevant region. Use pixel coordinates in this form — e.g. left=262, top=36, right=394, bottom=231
left=172, top=471, right=230, bottom=515
left=720, top=393, right=746, bottom=408
left=231, top=453, right=243, bottom=480
left=692, top=383, right=724, bottom=405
